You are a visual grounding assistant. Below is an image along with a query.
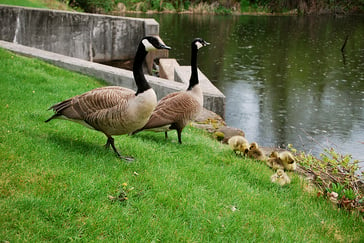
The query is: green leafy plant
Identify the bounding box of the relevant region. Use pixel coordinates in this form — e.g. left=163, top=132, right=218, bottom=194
left=343, top=188, right=357, bottom=201
left=327, top=182, right=345, bottom=198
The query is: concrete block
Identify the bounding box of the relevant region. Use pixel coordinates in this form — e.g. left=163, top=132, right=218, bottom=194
left=159, top=58, right=179, bottom=80
left=145, top=49, right=169, bottom=75
left=143, top=18, right=159, bottom=36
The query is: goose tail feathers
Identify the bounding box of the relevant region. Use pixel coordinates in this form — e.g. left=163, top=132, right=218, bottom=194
left=45, top=98, right=73, bottom=122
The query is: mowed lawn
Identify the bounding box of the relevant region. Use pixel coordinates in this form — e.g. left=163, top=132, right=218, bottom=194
left=0, top=48, right=363, bottom=241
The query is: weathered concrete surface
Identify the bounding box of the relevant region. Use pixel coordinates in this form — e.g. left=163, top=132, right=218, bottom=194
left=159, top=58, right=179, bottom=81
left=0, top=5, right=226, bottom=117
left=0, top=4, right=159, bottom=62
left=0, top=40, right=226, bottom=116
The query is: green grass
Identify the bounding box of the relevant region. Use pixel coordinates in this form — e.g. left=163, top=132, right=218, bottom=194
left=0, top=0, right=47, bottom=8
left=0, top=0, right=72, bottom=10
left=1, top=47, right=364, bottom=241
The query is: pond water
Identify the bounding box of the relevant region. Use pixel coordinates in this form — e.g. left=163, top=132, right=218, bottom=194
left=125, top=13, right=364, bottom=167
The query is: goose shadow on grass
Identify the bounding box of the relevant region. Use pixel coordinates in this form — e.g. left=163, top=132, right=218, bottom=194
left=45, top=131, right=116, bottom=158
left=43, top=128, right=202, bottom=161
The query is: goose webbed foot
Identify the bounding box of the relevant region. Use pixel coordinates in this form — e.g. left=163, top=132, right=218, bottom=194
left=105, top=136, right=134, bottom=161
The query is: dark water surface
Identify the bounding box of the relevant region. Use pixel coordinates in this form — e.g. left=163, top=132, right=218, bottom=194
left=126, top=13, right=364, bottom=166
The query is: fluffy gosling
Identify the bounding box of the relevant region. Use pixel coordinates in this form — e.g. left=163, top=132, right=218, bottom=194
left=271, top=169, right=291, bottom=186
left=247, top=142, right=266, bottom=161
left=266, top=151, right=284, bottom=170
left=266, top=150, right=297, bottom=171
left=227, top=135, right=249, bottom=156
left=278, top=151, right=297, bottom=171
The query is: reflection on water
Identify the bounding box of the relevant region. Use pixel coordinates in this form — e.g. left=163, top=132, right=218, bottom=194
left=125, top=13, right=364, bottom=167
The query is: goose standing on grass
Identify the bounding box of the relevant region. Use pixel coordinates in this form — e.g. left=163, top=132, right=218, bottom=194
left=132, top=38, right=210, bottom=144
left=45, top=36, right=171, bottom=160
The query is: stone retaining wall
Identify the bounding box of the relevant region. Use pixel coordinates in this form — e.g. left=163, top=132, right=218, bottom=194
left=0, top=5, right=159, bottom=62
left=0, top=5, right=225, bottom=117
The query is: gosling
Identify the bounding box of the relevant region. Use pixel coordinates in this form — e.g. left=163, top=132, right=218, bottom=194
left=227, top=135, right=249, bottom=156
left=247, top=142, right=266, bottom=161
left=271, top=169, right=291, bottom=186
left=266, top=151, right=284, bottom=170
left=278, top=151, right=297, bottom=171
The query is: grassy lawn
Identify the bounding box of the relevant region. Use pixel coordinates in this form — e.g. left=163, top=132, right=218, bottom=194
left=1, top=46, right=364, bottom=241
left=0, top=0, right=72, bottom=10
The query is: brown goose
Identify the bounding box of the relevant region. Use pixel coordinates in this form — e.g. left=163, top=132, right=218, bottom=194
left=45, top=36, right=171, bottom=160
left=133, top=38, right=209, bottom=144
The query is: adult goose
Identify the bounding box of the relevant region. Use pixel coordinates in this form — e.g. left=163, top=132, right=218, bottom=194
left=45, top=36, right=171, bottom=160
left=133, top=38, right=209, bottom=144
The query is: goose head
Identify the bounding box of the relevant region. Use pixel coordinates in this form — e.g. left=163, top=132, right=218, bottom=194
left=142, top=36, right=171, bottom=52
left=276, top=169, right=284, bottom=177
left=270, top=151, right=279, bottom=158
left=134, top=36, right=171, bottom=95
left=192, top=38, right=210, bottom=50
left=249, top=142, right=258, bottom=150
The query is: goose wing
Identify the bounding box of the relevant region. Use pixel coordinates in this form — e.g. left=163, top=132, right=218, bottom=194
left=48, top=86, right=134, bottom=121
left=143, top=91, right=201, bottom=129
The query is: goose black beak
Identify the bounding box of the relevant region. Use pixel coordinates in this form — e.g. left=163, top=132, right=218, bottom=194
left=161, top=44, right=171, bottom=50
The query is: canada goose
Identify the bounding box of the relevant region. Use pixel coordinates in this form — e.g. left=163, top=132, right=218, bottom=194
left=132, top=38, right=209, bottom=144
left=247, top=142, right=266, bottom=161
left=266, top=151, right=284, bottom=170
left=270, top=169, right=291, bottom=186
left=228, top=135, right=249, bottom=155
left=278, top=151, right=297, bottom=171
left=45, top=36, right=171, bottom=160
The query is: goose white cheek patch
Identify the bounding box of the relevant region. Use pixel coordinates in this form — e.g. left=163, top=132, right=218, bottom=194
left=196, top=42, right=203, bottom=49
left=142, top=39, right=157, bottom=51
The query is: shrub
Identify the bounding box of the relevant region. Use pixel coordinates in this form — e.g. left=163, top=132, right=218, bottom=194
left=289, top=144, right=364, bottom=214
left=69, top=0, right=115, bottom=13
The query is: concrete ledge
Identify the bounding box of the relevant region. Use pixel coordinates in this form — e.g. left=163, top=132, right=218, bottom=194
left=0, top=40, right=225, bottom=117
left=0, top=5, right=159, bottom=62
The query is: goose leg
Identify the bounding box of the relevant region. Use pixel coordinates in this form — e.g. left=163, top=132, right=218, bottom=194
left=177, top=128, right=183, bottom=144
left=105, top=136, right=134, bottom=161
left=164, top=132, right=168, bottom=140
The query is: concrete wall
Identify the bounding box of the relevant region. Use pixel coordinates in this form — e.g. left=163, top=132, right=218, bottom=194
left=0, top=5, right=225, bottom=117
left=0, top=4, right=159, bottom=62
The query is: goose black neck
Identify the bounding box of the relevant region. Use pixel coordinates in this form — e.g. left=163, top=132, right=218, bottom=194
left=133, top=45, right=151, bottom=96
left=187, top=45, right=199, bottom=91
